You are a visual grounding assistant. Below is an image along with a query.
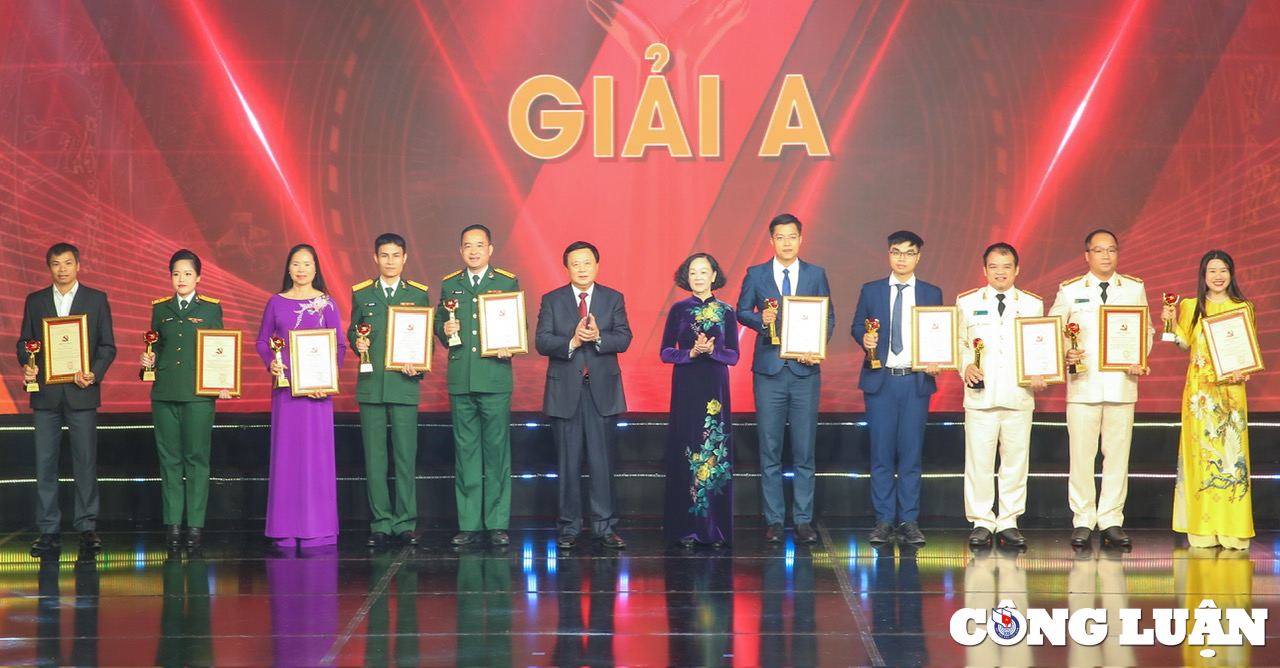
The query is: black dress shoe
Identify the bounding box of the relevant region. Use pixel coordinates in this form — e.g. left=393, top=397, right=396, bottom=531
left=1070, top=527, right=1092, bottom=547
left=765, top=523, right=784, bottom=543
left=31, top=533, right=61, bottom=555
left=869, top=521, right=894, bottom=545
left=184, top=527, right=203, bottom=550
left=398, top=530, right=420, bottom=546
left=795, top=523, right=818, bottom=544
left=1100, top=526, right=1131, bottom=547
left=997, top=528, right=1026, bottom=548
left=677, top=537, right=696, bottom=549
left=165, top=524, right=182, bottom=548
left=969, top=527, right=993, bottom=548
left=451, top=531, right=482, bottom=546
left=897, top=521, right=926, bottom=546
left=80, top=531, right=103, bottom=554
left=488, top=530, right=509, bottom=546
left=598, top=532, right=627, bottom=549
left=557, top=534, right=577, bottom=549
left=367, top=532, right=390, bottom=548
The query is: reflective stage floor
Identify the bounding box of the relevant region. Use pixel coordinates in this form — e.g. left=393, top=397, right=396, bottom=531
left=1, top=522, right=1277, bottom=666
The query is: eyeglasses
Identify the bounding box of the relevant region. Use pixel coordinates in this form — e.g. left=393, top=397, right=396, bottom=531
left=889, top=250, right=920, bottom=259
left=1088, top=247, right=1118, bottom=255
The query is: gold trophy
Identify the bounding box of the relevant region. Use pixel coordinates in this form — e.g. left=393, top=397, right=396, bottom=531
left=765, top=299, right=780, bottom=345
left=865, top=319, right=882, bottom=369
left=356, top=323, right=373, bottom=373
left=1161, top=292, right=1180, bottom=343
left=142, top=330, right=158, bottom=382
left=971, top=338, right=985, bottom=390
left=443, top=299, right=463, bottom=347
left=269, top=336, right=289, bottom=388
left=1065, top=322, right=1084, bottom=374
left=24, top=340, right=40, bottom=393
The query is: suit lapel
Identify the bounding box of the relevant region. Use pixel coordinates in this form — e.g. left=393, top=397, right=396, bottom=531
left=759, top=264, right=781, bottom=302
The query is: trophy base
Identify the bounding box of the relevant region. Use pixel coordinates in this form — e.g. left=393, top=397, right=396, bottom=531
left=448, top=335, right=463, bottom=347
left=970, top=381, right=985, bottom=390
left=24, top=381, right=39, bottom=393
left=1068, top=364, right=1085, bottom=375
left=1161, top=332, right=1176, bottom=343
left=142, top=370, right=156, bottom=382
left=869, top=359, right=882, bottom=370
left=770, top=337, right=780, bottom=346
left=275, top=376, right=290, bottom=389
left=359, top=363, right=373, bottom=374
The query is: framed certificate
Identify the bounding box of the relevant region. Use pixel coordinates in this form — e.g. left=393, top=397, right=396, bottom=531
left=1202, top=308, right=1264, bottom=380
left=385, top=305, right=435, bottom=372
left=288, top=328, right=339, bottom=396
left=779, top=296, right=829, bottom=361
left=1014, top=316, right=1066, bottom=386
left=911, top=306, right=959, bottom=371
left=42, top=314, right=89, bottom=385
left=477, top=291, right=528, bottom=357
left=1098, top=306, right=1148, bottom=371
left=195, top=329, right=242, bottom=396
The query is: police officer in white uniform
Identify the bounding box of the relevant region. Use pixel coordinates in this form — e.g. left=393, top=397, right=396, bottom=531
left=1047, top=229, right=1152, bottom=549
left=957, top=243, right=1046, bottom=549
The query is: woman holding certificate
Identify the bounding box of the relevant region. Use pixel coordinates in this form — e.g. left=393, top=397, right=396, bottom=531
left=660, top=253, right=740, bottom=548
left=1164, top=250, right=1255, bottom=549
left=141, top=250, right=228, bottom=551
left=255, top=244, right=346, bottom=548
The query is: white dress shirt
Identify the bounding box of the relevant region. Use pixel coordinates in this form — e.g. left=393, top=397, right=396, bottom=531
left=53, top=282, right=79, bottom=317
left=771, top=258, right=800, bottom=296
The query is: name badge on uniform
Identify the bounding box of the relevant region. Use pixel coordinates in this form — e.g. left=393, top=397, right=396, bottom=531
left=452, top=290, right=465, bottom=295
left=364, top=302, right=377, bottom=307
left=190, top=318, right=203, bottom=323
left=974, top=310, right=988, bottom=315
left=161, top=317, right=175, bottom=323
left=1075, top=298, right=1090, bottom=303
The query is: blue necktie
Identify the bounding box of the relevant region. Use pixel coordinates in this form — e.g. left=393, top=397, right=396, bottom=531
left=781, top=268, right=791, bottom=296
left=891, top=283, right=907, bottom=355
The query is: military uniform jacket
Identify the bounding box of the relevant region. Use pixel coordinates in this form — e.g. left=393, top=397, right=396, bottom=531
left=347, top=278, right=433, bottom=404
left=150, top=294, right=224, bottom=402
left=956, top=286, right=1043, bottom=411
left=434, top=267, right=520, bottom=395
left=1047, top=272, right=1151, bottom=404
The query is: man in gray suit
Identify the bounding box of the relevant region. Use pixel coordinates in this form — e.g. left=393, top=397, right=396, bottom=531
left=535, top=241, right=632, bottom=549
left=18, top=243, right=117, bottom=556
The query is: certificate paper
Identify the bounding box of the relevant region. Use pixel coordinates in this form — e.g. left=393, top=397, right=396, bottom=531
left=911, top=306, right=959, bottom=371
left=1202, top=308, right=1264, bottom=380
left=1014, top=316, right=1066, bottom=385
left=478, top=291, right=528, bottom=357
left=196, top=329, right=242, bottom=396
left=1098, top=306, right=1148, bottom=371
left=42, top=314, right=89, bottom=384
left=386, top=306, right=434, bottom=372
left=779, top=296, right=829, bottom=360
left=289, top=329, right=339, bottom=396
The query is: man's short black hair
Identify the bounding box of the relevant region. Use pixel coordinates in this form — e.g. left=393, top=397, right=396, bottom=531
left=888, top=230, right=924, bottom=250
left=46, top=243, right=80, bottom=265
left=562, top=241, right=600, bottom=266
left=461, top=224, right=491, bottom=243
left=1083, top=228, right=1118, bottom=250
left=983, top=242, right=1018, bottom=266
left=768, top=213, right=802, bottom=236
left=374, top=233, right=406, bottom=253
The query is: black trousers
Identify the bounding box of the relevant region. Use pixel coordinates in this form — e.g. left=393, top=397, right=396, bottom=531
left=552, top=381, right=618, bottom=536
left=33, top=398, right=99, bottom=534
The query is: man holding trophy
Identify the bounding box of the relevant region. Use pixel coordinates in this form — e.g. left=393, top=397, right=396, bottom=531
left=348, top=233, right=433, bottom=548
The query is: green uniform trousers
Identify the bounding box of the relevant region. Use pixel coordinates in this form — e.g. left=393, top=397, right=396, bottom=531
left=449, top=392, right=512, bottom=531
left=358, top=402, right=419, bottom=534
left=152, top=399, right=215, bottom=527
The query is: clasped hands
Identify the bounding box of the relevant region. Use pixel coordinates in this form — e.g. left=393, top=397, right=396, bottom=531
left=570, top=314, right=600, bottom=350
left=688, top=332, right=715, bottom=358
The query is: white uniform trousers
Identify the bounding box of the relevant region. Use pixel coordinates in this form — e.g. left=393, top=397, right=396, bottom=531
left=1066, top=402, right=1135, bottom=530
left=963, top=407, right=1031, bottom=532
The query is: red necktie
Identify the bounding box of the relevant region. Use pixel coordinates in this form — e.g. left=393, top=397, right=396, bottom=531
left=578, top=291, right=588, bottom=319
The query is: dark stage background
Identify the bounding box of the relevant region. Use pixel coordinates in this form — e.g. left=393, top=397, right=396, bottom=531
left=1, top=0, right=1277, bottom=416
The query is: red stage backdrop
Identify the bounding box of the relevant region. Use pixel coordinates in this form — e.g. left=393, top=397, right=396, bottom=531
left=1, top=0, right=1276, bottom=415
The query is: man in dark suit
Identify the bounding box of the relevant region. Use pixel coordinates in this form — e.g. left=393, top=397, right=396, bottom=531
left=535, top=241, right=632, bottom=549
left=735, top=213, right=835, bottom=544
left=17, top=243, right=117, bottom=556
left=852, top=230, right=943, bottom=547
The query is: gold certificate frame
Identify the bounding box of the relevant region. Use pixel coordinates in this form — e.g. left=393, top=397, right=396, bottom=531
left=289, top=328, right=340, bottom=396
left=779, top=296, right=829, bottom=361
left=42, top=314, right=89, bottom=385
left=1202, top=308, right=1264, bottom=380
left=1014, top=316, right=1066, bottom=386
left=1098, top=305, right=1148, bottom=371
left=910, top=306, right=959, bottom=371
left=196, top=329, right=243, bottom=396
left=385, top=305, right=435, bottom=372
left=477, top=291, right=529, bottom=357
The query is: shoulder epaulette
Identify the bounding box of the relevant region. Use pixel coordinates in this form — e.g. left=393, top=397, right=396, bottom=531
left=443, top=269, right=463, bottom=281
left=197, top=294, right=220, bottom=304
left=1120, top=273, right=1143, bottom=283
left=405, top=279, right=429, bottom=292
left=152, top=295, right=174, bottom=305
left=494, top=268, right=516, bottom=278
left=351, top=279, right=375, bottom=291
left=956, top=287, right=980, bottom=300
left=1020, top=289, right=1042, bottom=301
left=1061, top=275, right=1084, bottom=286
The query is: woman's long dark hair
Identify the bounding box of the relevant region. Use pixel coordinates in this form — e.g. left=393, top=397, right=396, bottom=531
left=1193, top=249, right=1248, bottom=328
left=279, top=244, right=328, bottom=294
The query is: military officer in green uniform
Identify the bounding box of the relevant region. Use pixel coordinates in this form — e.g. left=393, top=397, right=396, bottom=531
left=140, top=250, right=227, bottom=552
left=348, top=233, right=433, bottom=548
left=436, top=224, right=520, bottom=547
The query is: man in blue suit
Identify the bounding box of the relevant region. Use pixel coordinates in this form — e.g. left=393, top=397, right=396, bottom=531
left=852, top=230, right=942, bottom=547
left=736, top=213, right=835, bottom=544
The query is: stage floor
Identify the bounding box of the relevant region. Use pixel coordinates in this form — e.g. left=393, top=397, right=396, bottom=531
left=0, top=522, right=1277, bottom=666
